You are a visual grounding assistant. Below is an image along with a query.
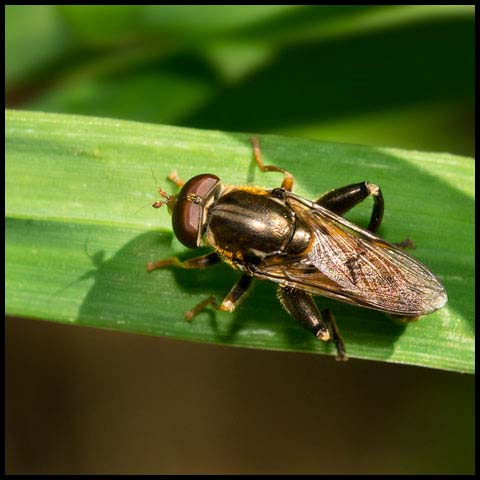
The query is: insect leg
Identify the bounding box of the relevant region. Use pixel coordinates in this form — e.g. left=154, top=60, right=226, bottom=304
left=147, top=251, right=220, bottom=272
left=167, top=170, right=185, bottom=188
left=393, top=238, right=416, bottom=250
left=320, top=309, right=348, bottom=361
left=251, top=137, right=294, bottom=191
left=316, top=181, right=384, bottom=233
left=277, top=286, right=347, bottom=360
left=184, top=274, right=253, bottom=320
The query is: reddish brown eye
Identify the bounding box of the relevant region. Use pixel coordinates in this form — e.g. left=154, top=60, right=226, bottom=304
left=172, top=174, right=220, bottom=248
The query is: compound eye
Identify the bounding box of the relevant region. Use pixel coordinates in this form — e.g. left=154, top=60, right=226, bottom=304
left=172, top=174, right=220, bottom=248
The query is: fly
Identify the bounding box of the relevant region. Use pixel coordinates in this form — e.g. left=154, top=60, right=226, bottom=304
left=147, top=138, right=447, bottom=361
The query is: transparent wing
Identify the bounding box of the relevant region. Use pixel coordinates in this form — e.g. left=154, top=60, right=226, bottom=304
left=254, top=193, right=447, bottom=316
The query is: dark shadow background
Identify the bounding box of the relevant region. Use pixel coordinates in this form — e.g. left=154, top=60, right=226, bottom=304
left=6, top=6, right=474, bottom=474
left=5, top=317, right=475, bottom=474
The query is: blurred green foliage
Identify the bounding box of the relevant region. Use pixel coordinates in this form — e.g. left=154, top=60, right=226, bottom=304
left=6, top=5, right=474, bottom=156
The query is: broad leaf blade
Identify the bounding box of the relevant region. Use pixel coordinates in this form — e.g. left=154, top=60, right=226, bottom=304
left=5, top=109, right=474, bottom=373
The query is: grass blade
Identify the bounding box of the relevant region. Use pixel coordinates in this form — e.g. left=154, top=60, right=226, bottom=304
left=6, top=109, right=474, bottom=372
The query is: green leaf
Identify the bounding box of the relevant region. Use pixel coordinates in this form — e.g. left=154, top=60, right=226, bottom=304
left=5, top=109, right=474, bottom=373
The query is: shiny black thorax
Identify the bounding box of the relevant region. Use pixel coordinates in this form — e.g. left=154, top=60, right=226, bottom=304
left=206, top=189, right=311, bottom=263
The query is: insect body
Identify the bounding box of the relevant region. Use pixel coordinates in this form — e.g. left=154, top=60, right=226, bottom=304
left=148, top=138, right=447, bottom=360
